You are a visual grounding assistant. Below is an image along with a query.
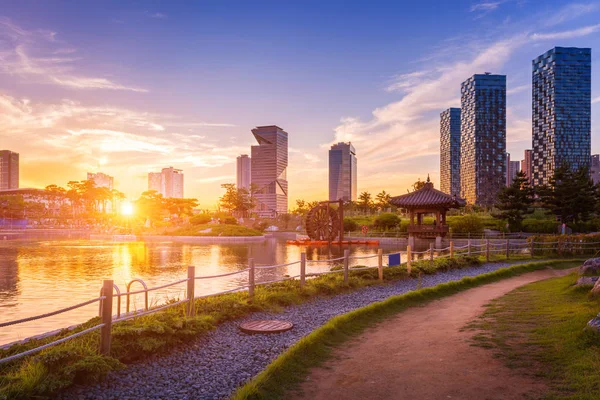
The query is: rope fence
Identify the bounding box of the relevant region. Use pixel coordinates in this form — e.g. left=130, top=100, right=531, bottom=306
left=2, top=238, right=597, bottom=364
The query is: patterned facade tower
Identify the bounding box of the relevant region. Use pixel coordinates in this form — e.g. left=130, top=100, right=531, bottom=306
left=532, top=47, right=591, bottom=186
left=440, top=108, right=461, bottom=197
left=329, top=142, right=357, bottom=202
left=521, top=149, right=532, bottom=183
left=251, top=125, right=288, bottom=217
left=460, top=73, right=506, bottom=207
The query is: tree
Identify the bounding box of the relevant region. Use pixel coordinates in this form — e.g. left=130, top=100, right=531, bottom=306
left=136, top=190, right=166, bottom=226
left=219, top=184, right=238, bottom=214
left=494, top=171, right=534, bottom=231
left=539, top=164, right=597, bottom=224
left=374, top=213, right=400, bottom=230
left=357, top=191, right=373, bottom=214
left=375, top=190, right=392, bottom=210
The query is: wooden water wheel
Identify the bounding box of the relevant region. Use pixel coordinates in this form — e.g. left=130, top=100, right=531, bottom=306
left=305, top=204, right=341, bottom=241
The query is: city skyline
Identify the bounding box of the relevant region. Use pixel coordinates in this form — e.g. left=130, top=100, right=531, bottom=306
left=329, top=142, right=358, bottom=202
left=0, top=1, right=599, bottom=207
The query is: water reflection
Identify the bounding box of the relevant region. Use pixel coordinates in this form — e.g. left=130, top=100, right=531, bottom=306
left=0, top=237, right=410, bottom=346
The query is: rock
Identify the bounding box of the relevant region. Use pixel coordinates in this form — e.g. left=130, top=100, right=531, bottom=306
left=591, top=279, right=600, bottom=297
left=580, top=258, right=600, bottom=276
left=587, top=314, right=600, bottom=332
left=576, top=276, right=599, bottom=287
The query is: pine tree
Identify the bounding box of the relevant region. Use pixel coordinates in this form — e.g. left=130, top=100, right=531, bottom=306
left=494, top=171, right=533, bottom=231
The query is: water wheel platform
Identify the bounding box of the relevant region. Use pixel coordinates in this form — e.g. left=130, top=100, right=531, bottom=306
left=239, top=320, right=294, bottom=334
left=286, top=240, right=379, bottom=246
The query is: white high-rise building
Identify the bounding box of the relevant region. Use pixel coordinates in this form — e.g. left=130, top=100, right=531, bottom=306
left=236, top=154, right=251, bottom=190
left=147, top=167, right=184, bottom=198
left=329, top=142, right=357, bottom=202
left=87, top=172, right=114, bottom=191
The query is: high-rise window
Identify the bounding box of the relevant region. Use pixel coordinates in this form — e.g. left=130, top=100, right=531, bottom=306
left=329, top=142, right=357, bottom=202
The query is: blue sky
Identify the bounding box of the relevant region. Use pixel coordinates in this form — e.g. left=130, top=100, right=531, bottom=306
left=0, top=0, right=598, bottom=208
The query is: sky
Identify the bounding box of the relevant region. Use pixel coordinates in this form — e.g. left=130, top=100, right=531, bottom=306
left=0, top=0, right=599, bottom=209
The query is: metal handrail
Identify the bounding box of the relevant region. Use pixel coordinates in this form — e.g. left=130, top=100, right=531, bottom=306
left=113, top=299, right=189, bottom=323
left=0, top=297, right=105, bottom=328
left=126, top=279, right=149, bottom=314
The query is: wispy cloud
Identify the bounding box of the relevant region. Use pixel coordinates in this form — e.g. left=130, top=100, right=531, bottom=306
left=470, top=1, right=503, bottom=12
left=0, top=17, right=147, bottom=92
left=531, top=24, right=600, bottom=40
left=146, top=12, right=167, bottom=19
left=593, top=96, right=600, bottom=104
left=507, top=84, right=529, bottom=95
left=545, top=3, right=600, bottom=27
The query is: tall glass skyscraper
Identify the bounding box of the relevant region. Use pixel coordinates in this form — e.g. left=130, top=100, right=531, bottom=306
left=532, top=47, right=591, bottom=186
left=329, top=142, right=357, bottom=202
left=459, top=73, right=506, bottom=207
left=440, top=108, right=461, bottom=197
left=236, top=154, right=251, bottom=190
left=251, top=125, right=288, bottom=217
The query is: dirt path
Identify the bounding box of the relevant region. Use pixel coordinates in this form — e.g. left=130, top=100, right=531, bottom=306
left=293, top=267, right=575, bottom=400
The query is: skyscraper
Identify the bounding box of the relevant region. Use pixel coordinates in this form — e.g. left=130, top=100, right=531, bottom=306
left=251, top=125, right=288, bottom=217
left=236, top=154, right=251, bottom=190
left=522, top=149, right=532, bottom=183
left=0, top=150, right=19, bottom=190
left=460, top=73, right=506, bottom=206
left=440, top=108, right=461, bottom=197
left=591, top=155, right=600, bottom=185
left=507, top=158, right=520, bottom=186
left=329, top=142, right=357, bottom=202
left=87, top=172, right=114, bottom=191
left=147, top=167, right=184, bottom=198
left=532, top=47, right=591, bottom=186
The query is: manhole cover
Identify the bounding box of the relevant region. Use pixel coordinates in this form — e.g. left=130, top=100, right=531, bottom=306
left=239, top=320, right=294, bottom=334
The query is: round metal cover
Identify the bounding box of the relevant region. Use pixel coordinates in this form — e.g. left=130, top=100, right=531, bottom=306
left=239, top=320, right=294, bottom=334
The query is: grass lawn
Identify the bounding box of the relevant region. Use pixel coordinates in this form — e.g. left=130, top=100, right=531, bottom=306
left=169, top=224, right=263, bottom=237
left=466, top=272, right=600, bottom=399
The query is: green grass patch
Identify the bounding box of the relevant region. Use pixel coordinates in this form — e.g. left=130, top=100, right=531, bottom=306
left=169, top=224, right=263, bottom=237
left=231, top=259, right=583, bottom=400
left=466, top=271, right=600, bottom=399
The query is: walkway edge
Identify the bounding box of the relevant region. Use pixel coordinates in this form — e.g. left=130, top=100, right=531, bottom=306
left=230, top=259, right=583, bottom=400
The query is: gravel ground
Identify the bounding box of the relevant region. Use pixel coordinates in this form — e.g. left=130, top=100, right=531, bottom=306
left=61, top=260, right=531, bottom=400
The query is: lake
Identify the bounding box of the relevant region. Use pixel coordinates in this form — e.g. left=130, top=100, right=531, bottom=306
left=0, top=236, right=409, bottom=346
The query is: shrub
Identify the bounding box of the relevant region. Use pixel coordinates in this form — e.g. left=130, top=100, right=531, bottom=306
left=522, top=219, right=558, bottom=233
left=221, top=216, right=238, bottom=225
left=343, top=218, right=359, bottom=232
left=373, top=213, right=401, bottom=230
left=449, top=214, right=484, bottom=233
left=190, top=214, right=212, bottom=225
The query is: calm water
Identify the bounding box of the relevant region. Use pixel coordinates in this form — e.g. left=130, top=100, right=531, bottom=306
left=0, top=236, right=408, bottom=346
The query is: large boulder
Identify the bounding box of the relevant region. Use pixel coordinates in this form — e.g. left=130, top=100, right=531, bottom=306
left=580, top=258, right=600, bottom=276
left=576, top=276, right=599, bottom=287
left=587, top=314, right=600, bottom=333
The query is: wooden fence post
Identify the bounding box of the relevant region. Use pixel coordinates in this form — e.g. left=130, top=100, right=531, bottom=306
left=377, top=248, right=383, bottom=281
left=468, top=239, right=471, bottom=256
left=450, top=241, right=454, bottom=258
left=486, top=239, right=490, bottom=262
left=343, top=249, right=350, bottom=283
left=407, top=245, right=412, bottom=275
left=300, top=252, right=306, bottom=287
left=187, top=266, right=195, bottom=316
left=505, top=239, right=510, bottom=259
left=100, top=279, right=113, bottom=356
left=530, top=240, right=534, bottom=258
left=248, top=258, right=255, bottom=301
left=430, top=243, right=434, bottom=262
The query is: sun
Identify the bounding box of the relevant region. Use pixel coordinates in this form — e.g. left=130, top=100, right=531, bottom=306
left=120, top=201, right=134, bottom=216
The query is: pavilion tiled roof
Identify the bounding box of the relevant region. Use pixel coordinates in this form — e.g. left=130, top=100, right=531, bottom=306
left=390, top=179, right=466, bottom=209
